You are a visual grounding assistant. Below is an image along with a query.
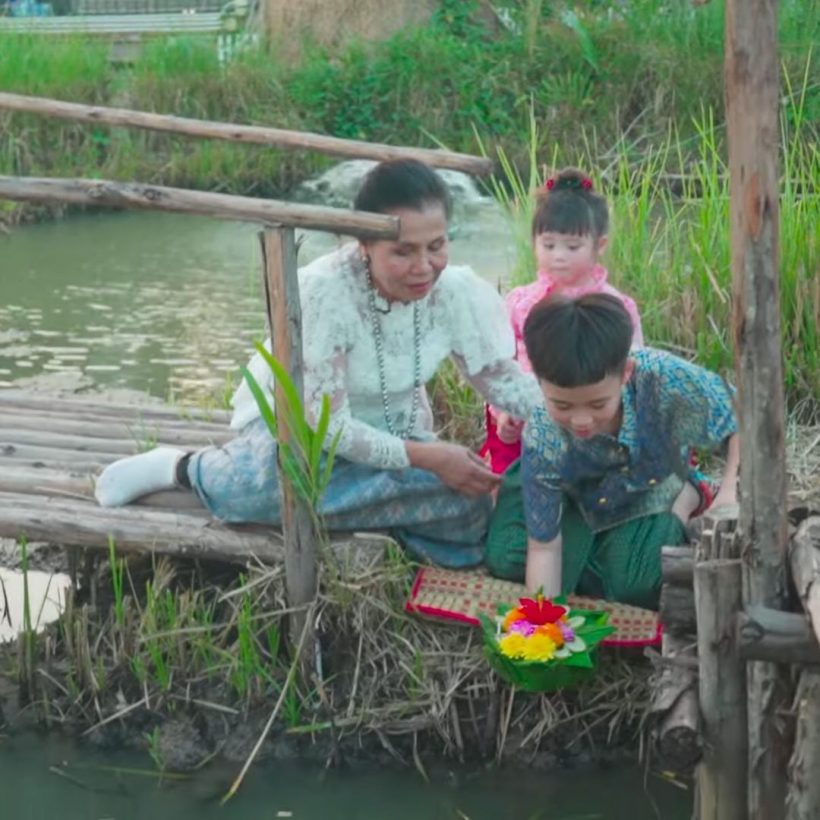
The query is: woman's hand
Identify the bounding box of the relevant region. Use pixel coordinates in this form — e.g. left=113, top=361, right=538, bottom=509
left=406, top=441, right=502, bottom=497
left=496, top=412, right=524, bottom=444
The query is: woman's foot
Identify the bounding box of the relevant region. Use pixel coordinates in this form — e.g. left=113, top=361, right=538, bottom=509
left=95, top=447, right=185, bottom=507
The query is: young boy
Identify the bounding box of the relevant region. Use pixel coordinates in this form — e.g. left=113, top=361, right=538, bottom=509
left=485, top=293, right=739, bottom=609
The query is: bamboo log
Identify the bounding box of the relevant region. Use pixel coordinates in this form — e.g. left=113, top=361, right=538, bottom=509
left=261, top=227, right=318, bottom=657
left=0, top=390, right=231, bottom=424
left=0, top=426, right=229, bottom=453
left=0, top=441, right=119, bottom=465
left=0, top=176, right=400, bottom=239
left=0, top=454, right=109, bottom=473
left=0, top=462, right=205, bottom=510
left=786, top=670, right=820, bottom=820
left=695, top=558, right=748, bottom=820
left=0, top=92, right=493, bottom=176
left=789, top=518, right=820, bottom=649
left=662, top=545, right=695, bottom=586
left=659, top=583, right=696, bottom=636
left=0, top=410, right=230, bottom=439
left=737, top=605, right=820, bottom=665
left=0, top=463, right=95, bottom=499
left=0, top=490, right=280, bottom=561
left=649, top=633, right=702, bottom=771
left=726, top=0, right=791, bottom=814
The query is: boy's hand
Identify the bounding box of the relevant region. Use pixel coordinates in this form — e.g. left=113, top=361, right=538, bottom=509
left=496, top=412, right=524, bottom=444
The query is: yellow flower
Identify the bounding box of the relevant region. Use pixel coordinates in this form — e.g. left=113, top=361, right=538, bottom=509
left=502, top=607, right=526, bottom=631
left=520, top=633, right=557, bottom=662
left=499, top=632, right=528, bottom=659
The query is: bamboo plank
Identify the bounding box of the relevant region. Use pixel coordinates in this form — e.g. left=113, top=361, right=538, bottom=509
left=0, top=176, right=400, bottom=239
left=0, top=490, right=280, bottom=562
left=0, top=441, right=120, bottom=464
left=0, top=400, right=230, bottom=435
left=0, top=93, right=493, bottom=176
left=0, top=425, right=229, bottom=453
left=0, top=416, right=229, bottom=445
left=0, top=390, right=231, bottom=424
left=0, top=13, right=223, bottom=35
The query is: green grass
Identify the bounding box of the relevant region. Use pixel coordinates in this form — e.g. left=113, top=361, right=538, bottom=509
left=0, top=0, right=817, bottom=406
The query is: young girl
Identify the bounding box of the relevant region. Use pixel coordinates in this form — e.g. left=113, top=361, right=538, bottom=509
left=482, top=168, right=644, bottom=474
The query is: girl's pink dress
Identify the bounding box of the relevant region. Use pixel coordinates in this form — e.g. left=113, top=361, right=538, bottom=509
left=481, top=265, right=644, bottom=474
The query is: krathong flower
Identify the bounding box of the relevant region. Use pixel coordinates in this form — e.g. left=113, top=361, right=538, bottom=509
left=521, top=633, right=557, bottom=662
left=518, top=595, right=567, bottom=626
left=509, top=619, right=537, bottom=637
left=502, top=607, right=526, bottom=631
left=535, top=622, right=565, bottom=647
left=498, top=632, right=528, bottom=659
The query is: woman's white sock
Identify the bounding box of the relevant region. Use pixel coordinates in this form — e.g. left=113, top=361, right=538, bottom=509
left=95, top=446, right=185, bottom=507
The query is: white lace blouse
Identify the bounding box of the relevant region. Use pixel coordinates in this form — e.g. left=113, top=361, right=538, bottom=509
left=230, top=244, right=541, bottom=470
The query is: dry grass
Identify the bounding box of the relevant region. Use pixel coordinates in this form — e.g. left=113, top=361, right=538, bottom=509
left=263, top=0, right=435, bottom=56
left=3, top=538, right=649, bottom=770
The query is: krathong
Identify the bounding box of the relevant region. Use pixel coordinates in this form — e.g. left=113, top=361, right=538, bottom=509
left=480, top=594, right=615, bottom=692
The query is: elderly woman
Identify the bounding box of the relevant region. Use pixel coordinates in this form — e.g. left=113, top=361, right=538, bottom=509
left=95, top=159, right=541, bottom=566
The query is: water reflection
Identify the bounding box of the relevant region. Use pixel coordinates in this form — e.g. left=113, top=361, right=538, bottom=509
left=1, top=191, right=514, bottom=402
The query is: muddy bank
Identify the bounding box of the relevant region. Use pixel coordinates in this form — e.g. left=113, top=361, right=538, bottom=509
left=0, top=541, right=653, bottom=775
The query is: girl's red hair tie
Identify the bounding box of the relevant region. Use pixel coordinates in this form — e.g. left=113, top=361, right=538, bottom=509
left=541, top=176, right=593, bottom=193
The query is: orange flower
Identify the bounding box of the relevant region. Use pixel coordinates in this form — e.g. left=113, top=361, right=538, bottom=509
left=535, top=622, right=565, bottom=647
left=502, top=607, right=526, bottom=631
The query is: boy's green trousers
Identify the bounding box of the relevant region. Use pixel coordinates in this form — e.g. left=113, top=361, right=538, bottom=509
left=484, top=460, right=687, bottom=610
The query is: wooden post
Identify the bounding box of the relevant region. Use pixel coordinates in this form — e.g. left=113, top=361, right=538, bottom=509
left=725, top=0, right=790, bottom=815
left=786, top=670, right=820, bottom=820
left=260, top=227, right=317, bottom=658
left=695, top=559, right=748, bottom=820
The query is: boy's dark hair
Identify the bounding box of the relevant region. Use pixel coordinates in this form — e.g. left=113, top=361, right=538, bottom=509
left=354, top=159, right=453, bottom=220
left=524, top=293, right=633, bottom=386
left=532, top=167, right=608, bottom=239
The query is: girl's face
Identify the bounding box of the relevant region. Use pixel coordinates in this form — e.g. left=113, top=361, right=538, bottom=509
left=539, top=360, right=633, bottom=439
left=360, top=204, right=449, bottom=303
left=534, top=231, right=607, bottom=287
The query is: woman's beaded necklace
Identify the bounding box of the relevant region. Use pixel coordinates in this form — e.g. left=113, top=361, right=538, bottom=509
left=366, top=269, right=422, bottom=439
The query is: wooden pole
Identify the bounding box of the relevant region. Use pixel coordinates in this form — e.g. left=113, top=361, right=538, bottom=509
left=725, top=1, right=790, bottom=815
left=737, top=606, right=820, bottom=666
left=789, top=518, right=820, bottom=649
left=695, top=558, right=748, bottom=820
left=0, top=176, right=399, bottom=239
left=260, top=227, right=317, bottom=659
left=0, top=92, right=493, bottom=176
left=649, top=633, right=702, bottom=772
left=786, top=670, right=820, bottom=820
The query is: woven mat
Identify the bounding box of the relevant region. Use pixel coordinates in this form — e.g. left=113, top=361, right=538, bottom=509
left=405, top=566, right=661, bottom=647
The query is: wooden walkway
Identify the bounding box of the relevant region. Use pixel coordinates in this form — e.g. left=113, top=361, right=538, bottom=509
left=0, top=391, right=283, bottom=563
left=0, top=12, right=223, bottom=35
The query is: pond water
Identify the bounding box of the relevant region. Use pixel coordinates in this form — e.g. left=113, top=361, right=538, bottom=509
left=0, top=163, right=518, bottom=405
left=0, top=731, right=690, bottom=819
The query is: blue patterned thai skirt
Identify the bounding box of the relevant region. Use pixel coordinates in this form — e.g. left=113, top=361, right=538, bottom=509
left=186, top=418, right=491, bottom=568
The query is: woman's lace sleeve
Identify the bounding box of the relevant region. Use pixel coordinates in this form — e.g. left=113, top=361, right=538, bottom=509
left=444, top=267, right=542, bottom=421
left=303, top=348, right=411, bottom=470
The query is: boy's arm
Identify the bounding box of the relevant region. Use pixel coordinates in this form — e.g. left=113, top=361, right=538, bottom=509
left=710, top=433, right=740, bottom=509
left=526, top=535, right=562, bottom=596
